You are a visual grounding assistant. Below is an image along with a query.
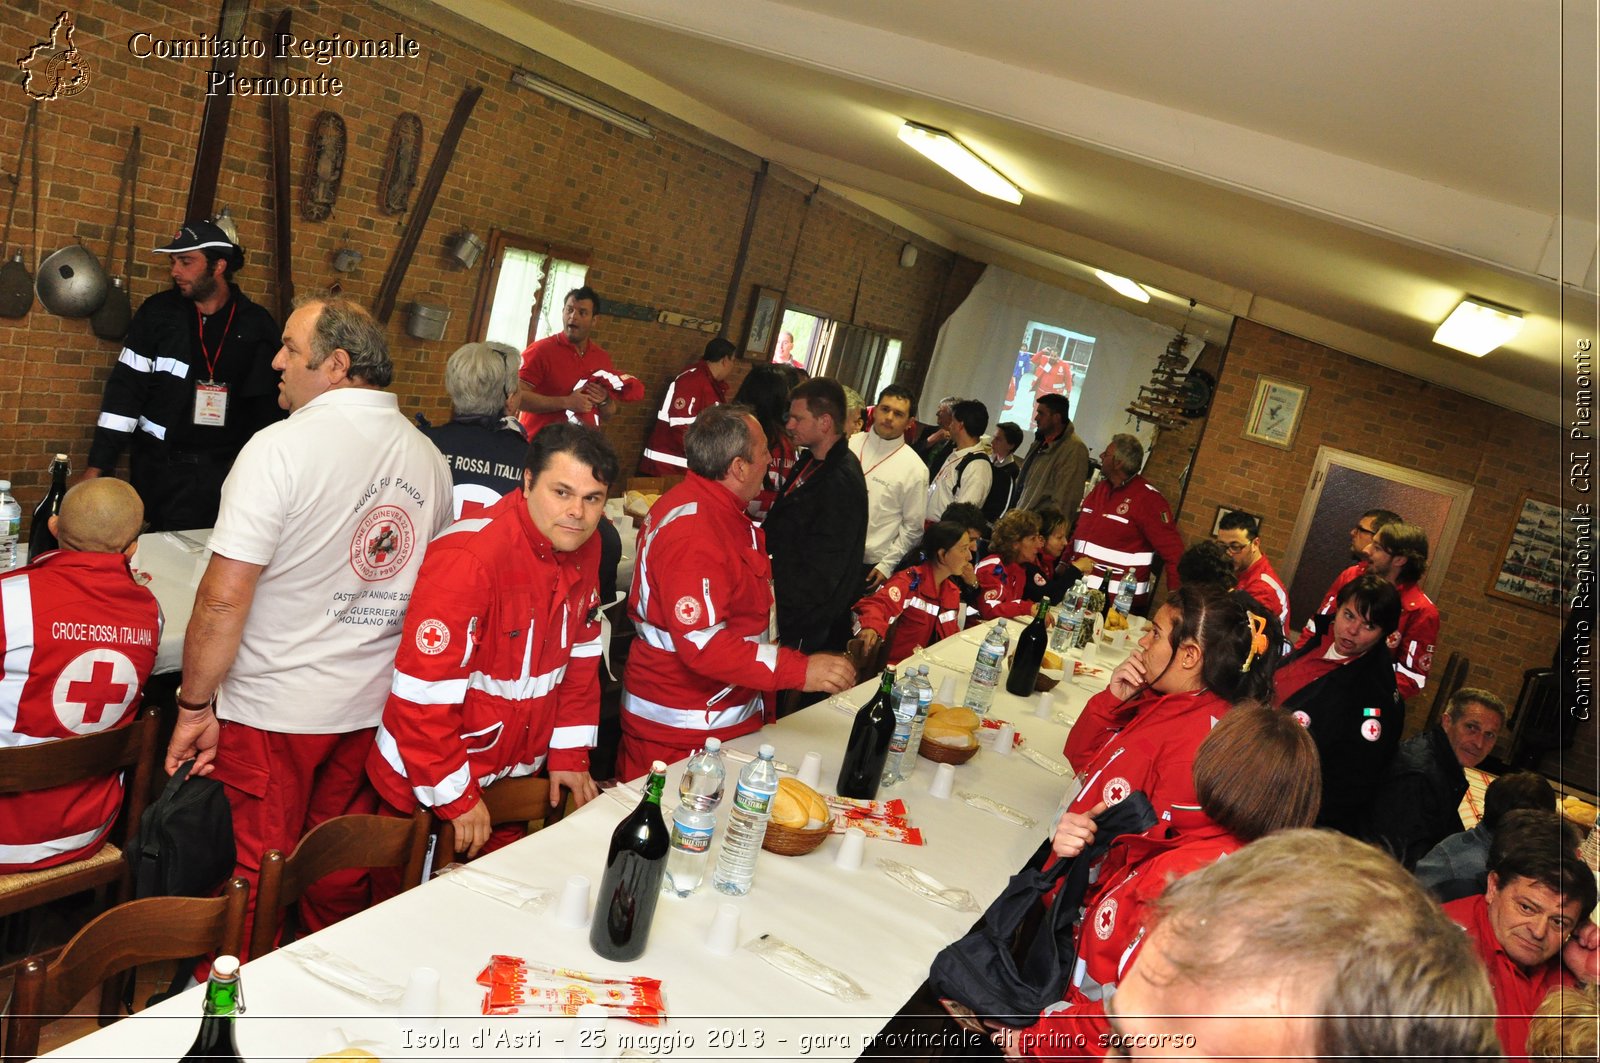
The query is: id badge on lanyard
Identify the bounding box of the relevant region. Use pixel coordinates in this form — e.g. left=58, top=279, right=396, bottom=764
left=194, top=381, right=228, bottom=426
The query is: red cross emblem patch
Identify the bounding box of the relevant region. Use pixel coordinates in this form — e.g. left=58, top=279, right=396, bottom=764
left=51, top=649, right=139, bottom=734
left=674, top=595, right=702, bottom=625
left=887, top=585, right=901, bottom=603
left=350, top=504, right=416, bottom=582
left=1093, top=897, right=1119, bottom=940
left=1102, top=776, right=1131, bottom=805
left=1116, top=499, right=1130, bottom=515
left=1360, top=718, right=1383, bottom=742
left=415, top=619, right=450, bottom=655
left=1292, top=710, right=1311, bottom=728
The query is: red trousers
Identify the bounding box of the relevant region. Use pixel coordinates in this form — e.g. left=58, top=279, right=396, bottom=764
left=210, top=720, right=377, bottom=957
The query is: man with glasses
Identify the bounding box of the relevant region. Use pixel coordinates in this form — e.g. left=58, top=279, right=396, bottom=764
left=1213, top=509, right=1289, bottom=633
left=1308, top=520, right=1439, bottom=700
left=1347, top=507, right=1401, bottom=562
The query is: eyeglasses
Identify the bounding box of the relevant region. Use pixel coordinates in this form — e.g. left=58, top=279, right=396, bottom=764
left=1213, top=539, right=1250, bottom=554
left=1352, top=523, right=1379, bottom=537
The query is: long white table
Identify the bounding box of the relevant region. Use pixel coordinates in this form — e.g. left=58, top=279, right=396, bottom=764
left=43, top=619, right=1117, bottom=1062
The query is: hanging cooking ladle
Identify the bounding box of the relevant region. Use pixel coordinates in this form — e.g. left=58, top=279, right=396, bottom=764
left=0, top=101, right=40, bottom=318
left=92, top=126, right=140, bottom=341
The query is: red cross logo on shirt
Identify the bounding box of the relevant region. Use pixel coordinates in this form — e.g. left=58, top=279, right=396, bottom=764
left=1093, top=897, right=1119, bottom=940
left=51, top=649, right=139, bottom=734
left=1102, top=776, right=1131, bottom=805
left=415, top=618, right=451, bottom=656
left=367, top=523, right=399, bottom=565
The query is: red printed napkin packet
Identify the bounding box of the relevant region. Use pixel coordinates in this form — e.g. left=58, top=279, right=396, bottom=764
left=824, top=795, right=924, bottom=845
left=478, top=955, right=665, bottom=1025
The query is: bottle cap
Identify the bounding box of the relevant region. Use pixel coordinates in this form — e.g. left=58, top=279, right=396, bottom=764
left=758, top=743, right=775, bottom=758
left=651, top=760, right=668, bottom=773
left=0, top=481, right=10, bottom=491
left=213, top=955, right=240, bottom=978
left=55, top=453, right=68, bottom=460
left=704, top=736, right=721, bottom=750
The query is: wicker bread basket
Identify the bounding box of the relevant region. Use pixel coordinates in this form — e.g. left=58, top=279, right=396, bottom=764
left=761, top=819, right=831, bottom=856
left=919, top=734, right=979, bottom=764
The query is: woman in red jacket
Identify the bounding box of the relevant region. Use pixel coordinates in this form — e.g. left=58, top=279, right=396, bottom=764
left=993, top=705, right=1321, bottom=1060
left=853, top=521, right=976, bottom=666
left=1060, top=586, right=1276, bottom=824
left=976, top=509, right=1045, bottom=620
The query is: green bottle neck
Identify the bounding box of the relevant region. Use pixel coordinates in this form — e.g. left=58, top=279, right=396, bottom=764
left=643, top=770, right=666, bottom=806
left=203, top=974, right=241, bottom=1018
left=1034, top=597, right=1051, bottom=621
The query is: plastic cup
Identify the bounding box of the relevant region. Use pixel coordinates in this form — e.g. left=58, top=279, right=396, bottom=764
left=993, top=722, right=1015, bottom=755
left=834, top=826, right=867, bottom=870
left=1034, top=692, right=1055, bottom=718
left=706, top=901, right=742, bottom=956
left=400, top=965, right=440, bottom=1021
left=929, top=762, right=956, bottom=799
left=797, top=751, right=823, bottom=789
left=556, top=872, right=591, bottom=928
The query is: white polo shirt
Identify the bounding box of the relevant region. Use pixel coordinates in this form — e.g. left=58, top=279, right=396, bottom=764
left=208, top=387, right=453, bottom=733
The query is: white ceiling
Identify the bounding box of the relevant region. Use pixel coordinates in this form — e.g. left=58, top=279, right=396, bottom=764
left=432, top=0, right=1599, bottom=422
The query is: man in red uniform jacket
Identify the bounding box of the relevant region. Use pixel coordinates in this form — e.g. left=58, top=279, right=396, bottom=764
left=1306, top=521, right=1439, bottom=699
left=1213, top=509, right=1289, bottom=633
left=638, top=336, right=735, bottom=475
left=618, top=406, right=854, bottom=779
left=0, top=479, right=160, bottom=872
left=367, top=424, right=616, bottom=859
left=516, top=286, right=636, bottom=438
left=1443, top=814, right=1598, bottom=1062
left=1069, top=434, right=1183, bottom=614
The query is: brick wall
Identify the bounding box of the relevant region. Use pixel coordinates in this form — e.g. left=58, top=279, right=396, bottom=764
left=0, top=0, right=969, bottom=504
left=1172, top=320, right=1583, bottom=764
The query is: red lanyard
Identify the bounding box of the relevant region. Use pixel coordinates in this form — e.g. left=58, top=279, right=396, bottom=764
left=195, top=301, right=237, bottom=380
left=780, top=457, right=818, bottom=499
left=854, top=435, right=907, bottom=478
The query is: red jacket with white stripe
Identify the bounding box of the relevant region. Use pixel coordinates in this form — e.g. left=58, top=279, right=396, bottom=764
left=366, top=491, right=602, bottom=821
left=1307, top=563, right=1439, bottom=700
left=853, top=562, right=967, bottom=666
left=638, top=361, right=727, bottom=475
left=1237, top=553, right=1291, bottom=633
left=1070, top=474, right=1184, bottom=612
left=622, top=474, right=808, bottom=748
left=1064, top=687, right=1231, bottom=825
left=975, top=555, right=1036, bottom=620
left=1, top=551, right=161, bottom=873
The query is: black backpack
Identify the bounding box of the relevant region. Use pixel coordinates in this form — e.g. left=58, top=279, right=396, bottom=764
left=927, top=792, right=1157, bottom=1026
left=125, top=759, right=236, bottom=899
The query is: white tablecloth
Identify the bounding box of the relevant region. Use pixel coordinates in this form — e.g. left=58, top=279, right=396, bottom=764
left=43, top=619, right=1117, bottom=1062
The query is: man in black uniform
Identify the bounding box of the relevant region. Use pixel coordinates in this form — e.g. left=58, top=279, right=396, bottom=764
left=84, top=220, right=281, bottom=530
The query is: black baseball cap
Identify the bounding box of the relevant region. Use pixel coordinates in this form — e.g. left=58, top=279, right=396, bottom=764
left=152, top=220, right=239, bottom=255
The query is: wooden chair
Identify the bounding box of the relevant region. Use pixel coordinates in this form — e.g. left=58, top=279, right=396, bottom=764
left=0, top=709, right=159, bottom=923
left=249, top=810, right=431, bottom=960
left=3, top=878, right=248, bottom=1060
left=434, top=775, right=568, bottom=866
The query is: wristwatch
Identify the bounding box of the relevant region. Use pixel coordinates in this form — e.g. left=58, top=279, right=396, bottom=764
left=175, top=687, right=216, bottom=712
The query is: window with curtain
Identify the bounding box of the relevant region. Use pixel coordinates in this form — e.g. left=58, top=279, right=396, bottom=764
left=469, top=231, right=590, bottom=351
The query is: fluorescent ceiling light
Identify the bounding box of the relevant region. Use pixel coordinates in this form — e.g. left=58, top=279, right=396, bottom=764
left=511, top=68, right=653, bottom=139
left=1432, top=297, right=1522, bottom=357
left=897, top=120, right=1022, bottom=204
left=1094, top=269, right=1151, bottom=303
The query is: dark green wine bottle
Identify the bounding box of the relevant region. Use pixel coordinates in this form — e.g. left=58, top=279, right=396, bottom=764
left=590, top=763, right=670, bottom=961
left=180, top=954, right=244, bottom=1062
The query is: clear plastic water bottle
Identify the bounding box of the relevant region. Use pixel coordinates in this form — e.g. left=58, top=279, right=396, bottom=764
left=1049, top=600, right=1078, bottom=654
left=0, top=481, right=20, bottom=572
left=712, top=743, right=779, bottom=896
left=665, top=738, right=726, bottom=897
left=1113, top=569, right=1136, bottom=617
left=881, top=671, right=919, bottom=788
left=907, top=665, right=934, bottom=761
left=963, top=626, right=1007, bottom=716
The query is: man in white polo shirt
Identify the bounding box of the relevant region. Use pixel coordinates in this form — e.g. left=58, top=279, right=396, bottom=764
left=850, top=383, right=927, bottom=589
left=165, top=295, right=452, bottom=947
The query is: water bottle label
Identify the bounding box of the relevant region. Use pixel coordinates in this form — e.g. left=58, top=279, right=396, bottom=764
left=889, top=729, right=910, bottom=756
left=731, top=783, right=772, bottom=815
left=671, top=821, right=713, bottom=854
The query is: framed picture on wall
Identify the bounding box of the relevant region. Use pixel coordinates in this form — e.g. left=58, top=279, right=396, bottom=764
left=1242, top=376, right=1308, bottom=449
left=744, top=286, right=785, bottom=358
left=1486, top=492, right=1571, bottom=613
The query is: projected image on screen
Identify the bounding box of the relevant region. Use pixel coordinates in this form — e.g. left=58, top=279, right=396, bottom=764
left=1000, top=322, right=1095, bottom=424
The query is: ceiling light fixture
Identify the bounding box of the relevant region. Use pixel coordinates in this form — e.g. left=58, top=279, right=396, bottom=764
left=1094, top=269, right=1151, bottom=303
left=1432, top=296, right=1523, bottom=357
left=897, top=120, right=1022, bottom=204
left=511, top=68, right=654, bottom=139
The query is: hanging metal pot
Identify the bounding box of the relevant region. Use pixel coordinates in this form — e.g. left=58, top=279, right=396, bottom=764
left=36, top=243, right=109, bottom=318
left=447, top=230, right=484, bottom=269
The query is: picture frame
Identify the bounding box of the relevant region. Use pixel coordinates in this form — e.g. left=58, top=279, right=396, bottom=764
left=744, top=286, right=785, bottom=358
left=1242, top=376, right=1308, bottom=449
left=1486, top=492, right=1571, bottom=613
